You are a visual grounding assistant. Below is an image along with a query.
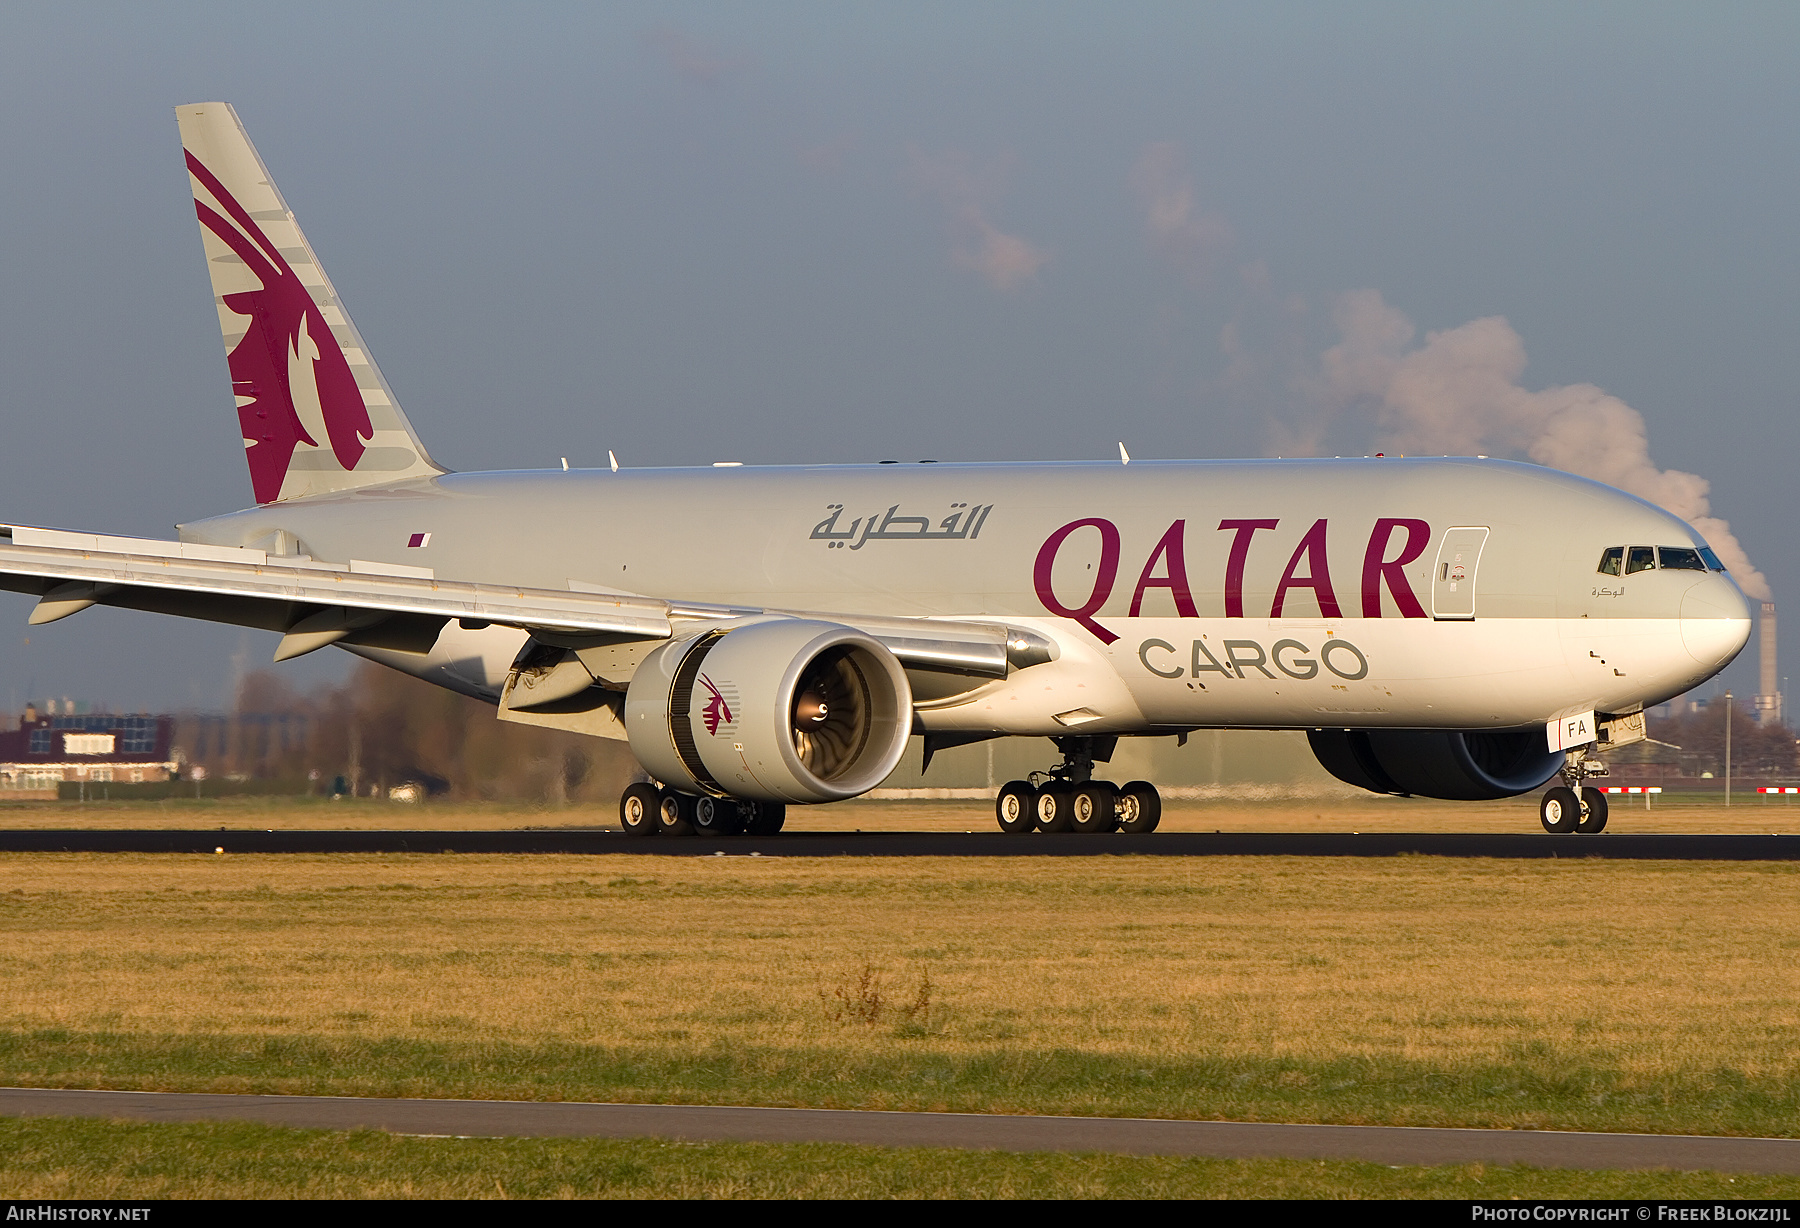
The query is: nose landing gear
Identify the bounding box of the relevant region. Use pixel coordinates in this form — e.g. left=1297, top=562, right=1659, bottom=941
left=1576, top=787, right=1609, bottom=833
left=1538, top=749, right=1610, bottom=834
left=993, top=735, right=1163, bottom=834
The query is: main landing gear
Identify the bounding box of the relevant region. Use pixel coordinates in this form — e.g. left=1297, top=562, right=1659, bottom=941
left=995, top=735, right=1163, bottom=835
left=619, top=782, right=786, bottom=837
left=1538, top=749, right=1609, bottom=834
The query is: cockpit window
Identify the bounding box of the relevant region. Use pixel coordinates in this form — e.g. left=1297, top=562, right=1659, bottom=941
left=1597, top=547, right=1623, bottom=576
left=1659, top=546, right=1706, bottom=571
left=1625, top=546, right=1656, bottom=574
left=1699, top=547, right=1726, bottom=572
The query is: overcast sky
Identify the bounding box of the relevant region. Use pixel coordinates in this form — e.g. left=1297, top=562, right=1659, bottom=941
left=1, top=2, right=1795, bottom=713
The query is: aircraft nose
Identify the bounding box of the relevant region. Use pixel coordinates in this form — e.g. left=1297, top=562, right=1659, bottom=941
left=1680, top=573, right=1753, bottom=668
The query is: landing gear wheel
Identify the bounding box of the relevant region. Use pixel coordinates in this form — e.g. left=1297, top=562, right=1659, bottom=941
left=1577, top=787, right=1609, bottom=834
left=1539, top=786, right=1578, bottom=834
left=693, top=795, right=743, bottom=835
left=1070, top=782, right=1118, bottom=833
left=996, top=780, right=1037, bottom=834
left=1036, top=787, right=1075, bottom=833
left=657, top=790, right=696, bottom=837
left=619, top=783, right=661, bottom=837
left=740, top=800, right=786, bottom=836
left=1117, top=781, right=1162, bottom=834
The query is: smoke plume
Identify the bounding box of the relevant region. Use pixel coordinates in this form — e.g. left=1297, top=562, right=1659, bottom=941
left=642, top=26, right=750, bottom=84
left=907, top=147, right=1050, bottom=291
left=1131, top=142, right=1232, bottom=285
left=1316, top=290, right=1769, bottom=599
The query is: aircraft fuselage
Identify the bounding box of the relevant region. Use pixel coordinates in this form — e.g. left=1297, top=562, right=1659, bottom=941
left=180, top=455, right=1752, bottom=738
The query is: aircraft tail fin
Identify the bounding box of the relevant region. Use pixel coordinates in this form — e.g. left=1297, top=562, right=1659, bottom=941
left=176, top=102, right=445, bottom=504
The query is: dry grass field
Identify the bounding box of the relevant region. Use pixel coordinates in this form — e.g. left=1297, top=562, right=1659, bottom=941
left=2, top=791, right=1796, bottom=833
left=0, top=848, right=1796, bottom=1144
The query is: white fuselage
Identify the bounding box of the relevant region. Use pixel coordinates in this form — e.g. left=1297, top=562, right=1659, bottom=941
left=180, top=456, right=1753, bottom=737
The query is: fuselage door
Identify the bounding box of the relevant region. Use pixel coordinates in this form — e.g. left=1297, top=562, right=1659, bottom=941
left=1431, top=526, right=1490, bottom=620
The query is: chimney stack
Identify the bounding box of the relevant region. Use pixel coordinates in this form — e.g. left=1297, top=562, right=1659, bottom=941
left=1756, top=602, right=1781, bottom=726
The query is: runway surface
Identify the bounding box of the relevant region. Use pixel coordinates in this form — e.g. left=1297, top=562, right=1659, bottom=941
left=1, top=829, right=1798, bottom=858
left=4, top=1087, right=1798, bottom=1173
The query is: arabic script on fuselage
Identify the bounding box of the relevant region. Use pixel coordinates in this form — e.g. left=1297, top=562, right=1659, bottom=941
left=810, top=503, right=994, bottom=550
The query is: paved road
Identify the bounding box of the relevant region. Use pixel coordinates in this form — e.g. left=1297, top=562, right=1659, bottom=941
left=0, top=829, right=1797, bottom=858
left=4, top=1088, right=1798, bottom=1173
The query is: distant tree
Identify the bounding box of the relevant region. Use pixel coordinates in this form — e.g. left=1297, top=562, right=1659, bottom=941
left=1648, top=700, right=1799, bottom=778
left=181, top=663, right=638, bottom=804
left=344, top=661, right=636, bottom=803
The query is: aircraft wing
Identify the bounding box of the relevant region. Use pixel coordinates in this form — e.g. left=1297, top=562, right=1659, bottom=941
left=0, top=525, right=1040, bottom=679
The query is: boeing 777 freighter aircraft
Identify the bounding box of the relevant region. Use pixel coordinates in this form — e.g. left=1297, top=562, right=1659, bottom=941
left=0, top=104, right=1755, bottom=836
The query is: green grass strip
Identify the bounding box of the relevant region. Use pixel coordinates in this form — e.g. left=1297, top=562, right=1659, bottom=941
left=4, top=1028, right=1799, bottom=1139
left=2, top=1118, right=1797, bottom=1199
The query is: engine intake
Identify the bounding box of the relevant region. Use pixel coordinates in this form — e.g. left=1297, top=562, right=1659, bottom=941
left=1307, top=728, right=1563, bottom=801
left=625, top=619, right=913, bottom=804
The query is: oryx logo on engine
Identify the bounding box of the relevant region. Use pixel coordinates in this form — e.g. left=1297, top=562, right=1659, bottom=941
left=698, top=674, right=735, bottom=736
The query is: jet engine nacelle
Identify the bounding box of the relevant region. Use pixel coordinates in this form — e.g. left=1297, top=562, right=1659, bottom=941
left=1307, top=728, right=1564, bottom=801
left=624, top=619, right=913, bottom=804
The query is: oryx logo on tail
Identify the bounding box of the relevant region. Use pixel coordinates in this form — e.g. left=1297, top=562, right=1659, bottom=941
left=185, top=153, right=372, bottom=504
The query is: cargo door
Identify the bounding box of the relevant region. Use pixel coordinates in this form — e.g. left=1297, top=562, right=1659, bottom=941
left=1431, top=527, right=1489, bottom=620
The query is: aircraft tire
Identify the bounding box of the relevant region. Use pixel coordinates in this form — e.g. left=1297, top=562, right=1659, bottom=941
left=741, top=800, right=786, bottom=836
left=1036, top=787, right=1075, bottom=833
left=1577, top=787, right=1609, bottom=834
left=657, top=790, right=697, bottom=837
left=693, top=795, right=743, bottom=836
left=1070, top=782, right=1117, bottom=833
left=1117, top=781, right=1162, bottom=834
left=620, top=783, right=661, bottom=837
left=995, top=780, right=1037, bottom=833
left=1539, top=786, right=1579, bottom=834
